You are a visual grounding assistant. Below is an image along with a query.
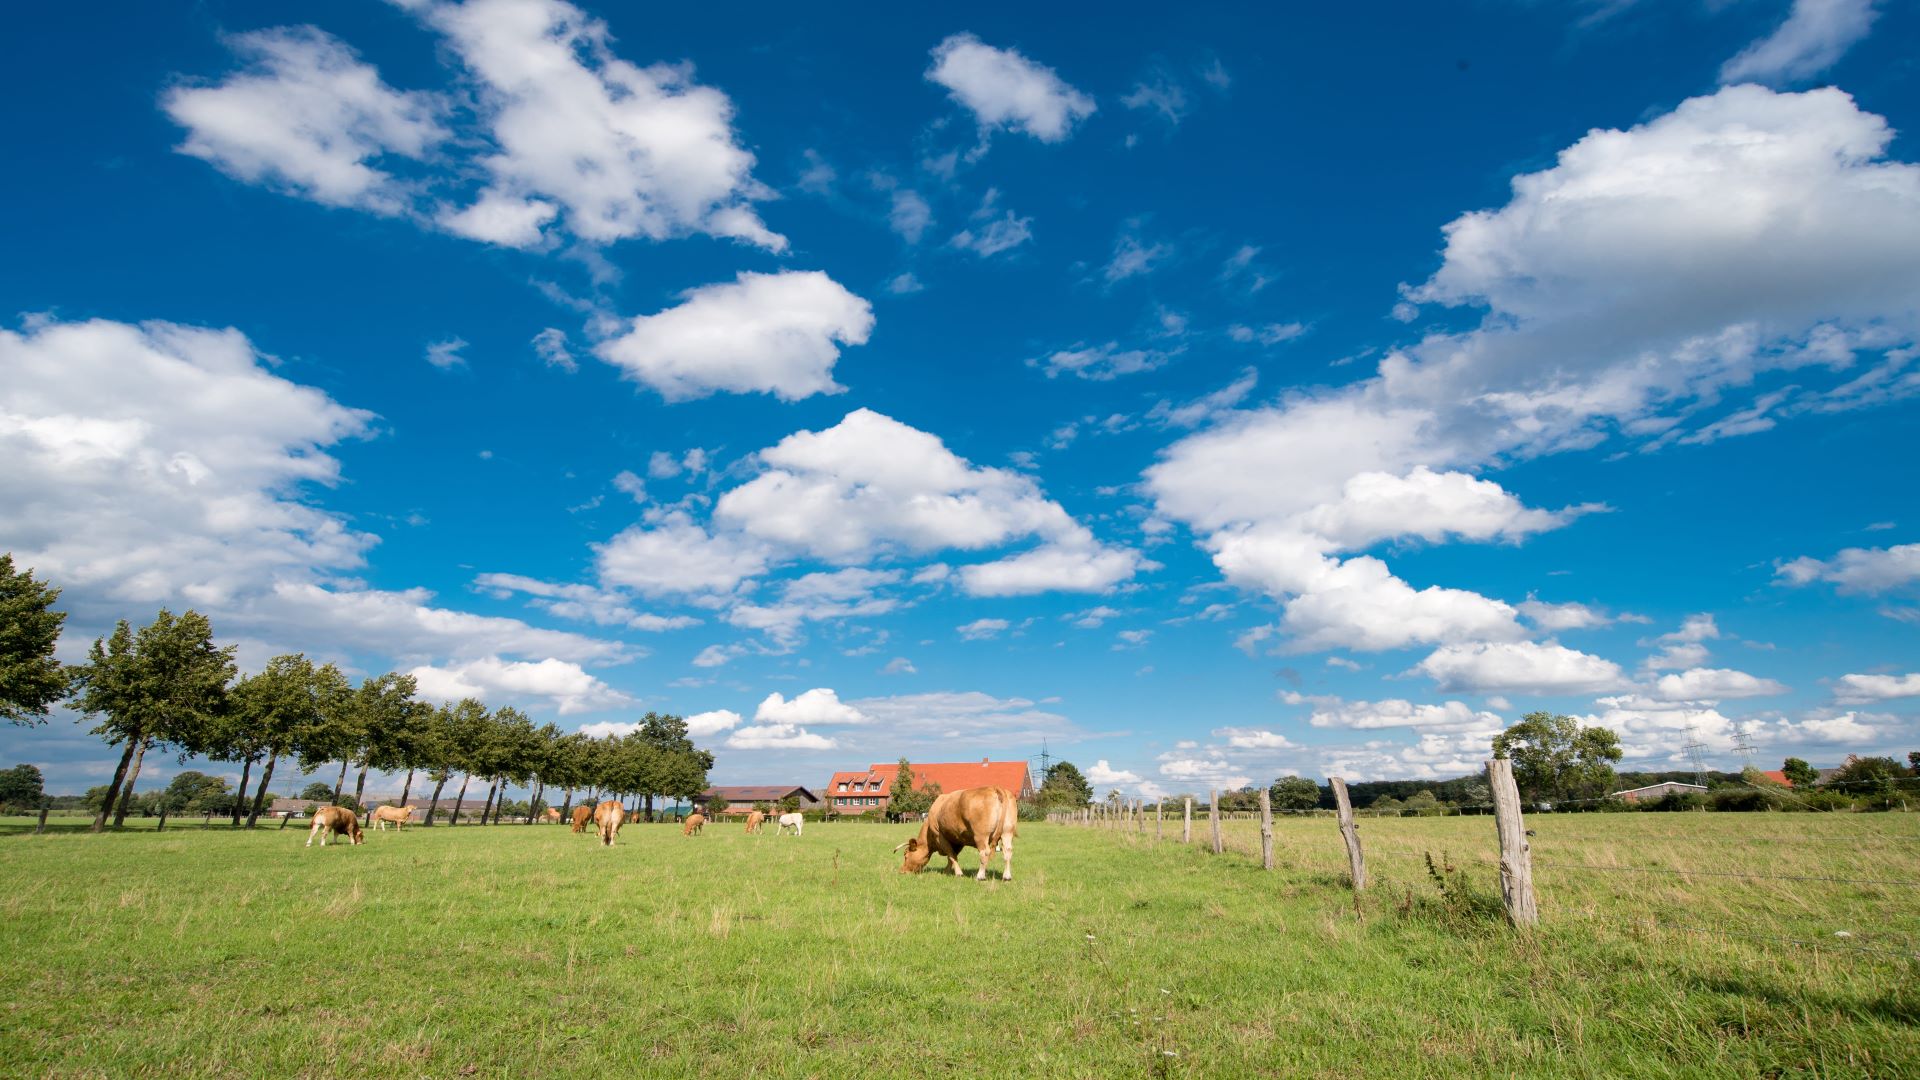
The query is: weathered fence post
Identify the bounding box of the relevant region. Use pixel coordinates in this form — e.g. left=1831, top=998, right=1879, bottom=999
left=1134, top=799, right=1144, bottom=833
left=1210, top=789, right=1223, bottom=855
left=1486, top=758, right=1538, bottom=928
left=1183, top=797, right=1192, bottom=844
left=35, top=806, right=50, bottom=834
left=1259, top=789, right=1274, bottom=870
left=1155, top=800, right=1162, bottom=840
left=1330, top=776, right=1366, bottom=891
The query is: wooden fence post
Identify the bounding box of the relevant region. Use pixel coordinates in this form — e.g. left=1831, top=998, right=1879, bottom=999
left=1183, top=797, right=1192, bottom=844
left=1486, top=758, right=1538, bottom=928
left=1134, top=799, right=1143, bottom=833
left=1210, top=789, right=1223, bottom=855
left=1330, top=777, right=1366, bottom=891
left=1259, top=788, right=1274, bottom=870
left=35, top=806, right=50, bottom=834
left=1155, top=800, right=1163, bottom=840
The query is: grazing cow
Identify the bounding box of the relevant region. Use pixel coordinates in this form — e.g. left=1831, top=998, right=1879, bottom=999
left=744, top=810, right=765, bottom=834
left=305, top=805, right=363, bottom=848
left=571, top=805, right=594, bottom=833
left=593, top=800, right=625, bottom=847
left=541, top=807, right=562, bottom=824
left=895, top=786, right=1017, bottom=881
left=683, top=812, right=706, bottom=836
left=777, top=812, right=804, bottom=836
left=368, top=804, right=410, bottom=831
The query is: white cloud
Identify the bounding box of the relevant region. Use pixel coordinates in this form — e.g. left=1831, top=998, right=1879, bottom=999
left=754, top=687, right=870, bottom=726
left=1087, top=760, right=1142, bottom=785
left=1155, top=750, right=1251, bottom=791
left=1415, top=641, right=1627, bottom=695
left=1298, top=696, right=1502, bottom=731
left=163, top=26, right=444, bottom=214
left=848, top=690, right=1074, bottom=744
left=1833, top=672, right=1920, bottom=704
left=1121, top=72, right=1188, bottom=125
left=408, top=655, right=631, bottom=714
left=1148, top=369, right=1258, bottom=429
left=595, top=510, right=771, bottom=596
left=1641, top=614, right=1721, bottom=671
left=957, top=618, right=1010, bottom=641
left=1103, top=229, right=1172, bottom=285
left=1071, top=605, right=1121, bottom=629
left=1720, top=0, right=1879, bottom=86
left=725, top=723, right=836, bottom=750
left=1518, top=598, right=1613, bottom=631
left=724, top=568, right=901, bottom=642
left=886, top=272, right=925, bottom=295
left=473, top=572, right=696, bottom=631
left=612, top=470, right=648, bottom=503
left=1148, top=86, right=1920, bottom=656
left=411, top=0, right=783, bottom=251
left=692, top=643, right=746, bottom=668
left=882, top=657, right=917, bottom=675
left=1652, top=667, right=1790, bottom=701
left=1294, top=467, right=1589, bottom=552
left=1216, top=729, right=1296, bottom=750
left=959, top=538, right=1145, bottom=597
left=1776, top=709, right=1884, bottom=745
left=1227, top=323, right=1307, bottom=347
left=684, top=709, right=742, bottom=736
left=950, top=210, right=1033, bottom=257
left=424, top=337, right=468, bottom=370
left=532, top=327, right=576, bottom=372
left=595, top=270, right=874, bottom=402
left=889, top=189, right=933, bottom=243
left=1778, top=543, right=1920, bottom=594
left=1032, top=342, right=1175, bottom=381
left=926, top=33, right=1094, bottom=143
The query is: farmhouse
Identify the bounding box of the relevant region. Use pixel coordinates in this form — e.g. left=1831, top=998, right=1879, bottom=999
left=1611, top=781, right=1708, bottom=803
left=700, top=785, right=822, bottom=815
left=824, top=758, right=1034, bottom=814
left=266, top=798, right=324, bottom=818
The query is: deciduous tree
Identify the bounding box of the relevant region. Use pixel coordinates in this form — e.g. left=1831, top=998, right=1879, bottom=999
left=0, top=554, right=72, bottom=725
left=1268, top=775, right=1321, bottom=811
left=1491, top=712, right=1623, bottom=805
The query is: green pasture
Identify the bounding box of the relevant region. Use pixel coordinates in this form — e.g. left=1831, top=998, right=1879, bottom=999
left=3, top=813, right=1916, bottom=1078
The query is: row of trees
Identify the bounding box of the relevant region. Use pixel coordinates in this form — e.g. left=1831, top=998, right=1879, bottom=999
left=1, top=557, right=712, bottom=828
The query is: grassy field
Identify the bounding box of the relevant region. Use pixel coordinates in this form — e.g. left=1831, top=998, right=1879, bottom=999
left=3, top=812, right=1917, bottom=1079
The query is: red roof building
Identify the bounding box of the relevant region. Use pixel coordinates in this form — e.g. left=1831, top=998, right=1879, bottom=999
left=824, top=758, right=1033, bottom=814
left=1758, top=769, right=1790, bottom=786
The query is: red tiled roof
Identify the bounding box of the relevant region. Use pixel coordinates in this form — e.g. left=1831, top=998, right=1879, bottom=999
left=825, top=760, right=1032, bottom=801
left=1758, top=769, right=1790, bottom=786
left=703, top=785, right=818, bottom=802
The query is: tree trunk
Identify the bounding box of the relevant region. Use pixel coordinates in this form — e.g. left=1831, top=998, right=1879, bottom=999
left=480, top=777, right=499, bottom=825
left=450, top=774, right=473, bottom=826
left=246, top=755, right=278, bottom=828
left=231, top=757, right=253, bottom=826
left=525, top=781, right=543, bottom=824
left=112, top=737, right=154, bottom=827
left=332, top=758, right=350, bottom=803
left=559, top=787, right=574, bottom=822
left=425, top=775, right=448, bottom=825
left=353, top=764, right=370, bottom=824
left=92, top=731, right=142, bottom=832
left=399, top=768, right=415, bottom=808
left=644, top=792, right=655, bottom=823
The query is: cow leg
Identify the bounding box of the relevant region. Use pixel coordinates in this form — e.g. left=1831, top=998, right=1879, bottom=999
left=972, top=833, right=995, bottom=880
left=306, top=820, right=321, bottom=847
left=1001, top=833, right=1014, bottom=882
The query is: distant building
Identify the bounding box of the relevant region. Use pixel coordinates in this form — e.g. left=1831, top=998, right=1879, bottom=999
left=1611, top=781, right=1708, bottom=803
left=266, top=798, right=324, bottom=817
left=1757, top=770, right=1791, bottom=786
left=824, top=759, right=1034, bottom=814
left=700, top=786, right=821, bottom=815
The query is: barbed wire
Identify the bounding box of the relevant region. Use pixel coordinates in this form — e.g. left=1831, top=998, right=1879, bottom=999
left=1656, top=922, right=1920, bottom=961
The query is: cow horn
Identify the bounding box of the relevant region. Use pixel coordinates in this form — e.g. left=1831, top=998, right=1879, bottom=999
left=891, top=840, right=910, bottom=853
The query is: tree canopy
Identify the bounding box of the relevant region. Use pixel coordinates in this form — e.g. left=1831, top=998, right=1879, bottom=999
left=0, top=554, right=71, bottom=725
left=1491, top=712, right=1623, bottom=804
left=1039, top=761, right=1093, bottom=808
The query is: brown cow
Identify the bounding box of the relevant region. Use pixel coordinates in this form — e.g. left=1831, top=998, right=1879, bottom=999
left=593, top=800, right=625, bottom=847
left=896, top=786, right=1016, bottom=881
left=570, top=804, right=594, bottom=833
left=368, top=804, right=410, bottom=831
left=540, top=807, right=562, bottom=824
left=305, top=805, right=363, bottom=848
left=682, top=812, right=705, bottom=836
left=744, top=810, right=765, bottom=834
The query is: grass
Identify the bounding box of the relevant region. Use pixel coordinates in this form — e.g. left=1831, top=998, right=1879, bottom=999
left=2, top=812, right=1917, bottom=1079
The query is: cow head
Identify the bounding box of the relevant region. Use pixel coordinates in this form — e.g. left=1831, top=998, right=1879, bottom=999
left=897, top=835, right=931, bottom=874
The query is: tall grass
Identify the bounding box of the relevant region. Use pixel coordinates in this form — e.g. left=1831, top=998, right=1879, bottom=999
left=3, top=813, right=1916, bottom=1078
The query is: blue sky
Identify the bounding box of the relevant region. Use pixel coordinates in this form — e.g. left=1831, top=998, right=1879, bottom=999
left=3, top=0, right=1917, bottom=798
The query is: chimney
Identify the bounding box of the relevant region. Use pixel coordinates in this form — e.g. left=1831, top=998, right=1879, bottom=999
left=982, top=757, right=990, bottom=766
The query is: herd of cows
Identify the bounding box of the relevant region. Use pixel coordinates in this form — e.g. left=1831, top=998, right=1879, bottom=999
left=304, top=783, right=1020, bottom=881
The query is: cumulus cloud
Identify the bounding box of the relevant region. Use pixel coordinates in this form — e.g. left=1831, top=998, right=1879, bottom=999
left=408, top=655, right=631, bottom=714
left=724, top=568, right=901, bottom=642
left=1517, top=599, right=1613, bottom=631
left=1415, top=641, right=1627, bottom=695
left=1777, top=543, right=1920, bottom=594
left=1217, top=728, right=1296, bottom=750
left=0, top=317, right=627, bottom=672
left=754, top=687, right=870, bottom=726
left=163, top=26, right=444, bottom=214
left=926, top=33, right=1094, bottom=143
left=1087, top=760, right=1142, bottom=785
left=889, top=189, right=933, bottom=243
left=595, top=270, right=874, bottom=402
left=1297, top=695, right=1503, bottom=731
left=532, top=328, right=576, bottom=372
left=1155, top=750, right=1251, bottom=791
left=1147, top=86, right=1920, bottom=655
left=594, top=509, right=771, bottom=596
left=1833, top=672, right=1920, bottom=704
left=684, top=709, right=742, bottom=736
left=1652, top=667, right=1789, bottom=701
left=725, top=722, right=836, bottom=750
left=1032, top=342, right=1176, bottom=381
left=957, top=618, right=1010, bottom=640
left=1720, top=0, right=1879, bottom=86
left=474, top=572, right=698, bottom=630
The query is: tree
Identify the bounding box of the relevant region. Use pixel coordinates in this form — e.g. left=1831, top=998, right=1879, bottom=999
left=351, top=673, right=428, bottom=814
left=73, top=610, right=235, bottom=831
left=704, top=790, right=731, bottom=816
left=1781, top=757, right=1818, bottom=789
left=0, top=763, right=45, bottom=811
left=888, top=759, right=941, bottom=817
left=635, top=713, right=709, bottom=821
left=299, top=781, right=334, bottom=801
left=442, top=698, right=492, bottom=825
left=1491, top=712, right=1623, bottom=804
left=231, top=655, right=346, bottom=828
left=1039, top=761, right=1094, bottom=808
left=160, top=771, right=227, bottom=814
left=1268, top=775, right=1320, bottom=811
left=778, top=794, right=801, bottom=814
left=1909, top=751, right=1920, bottom=777
left=0, top=554, right=72, bottom=724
